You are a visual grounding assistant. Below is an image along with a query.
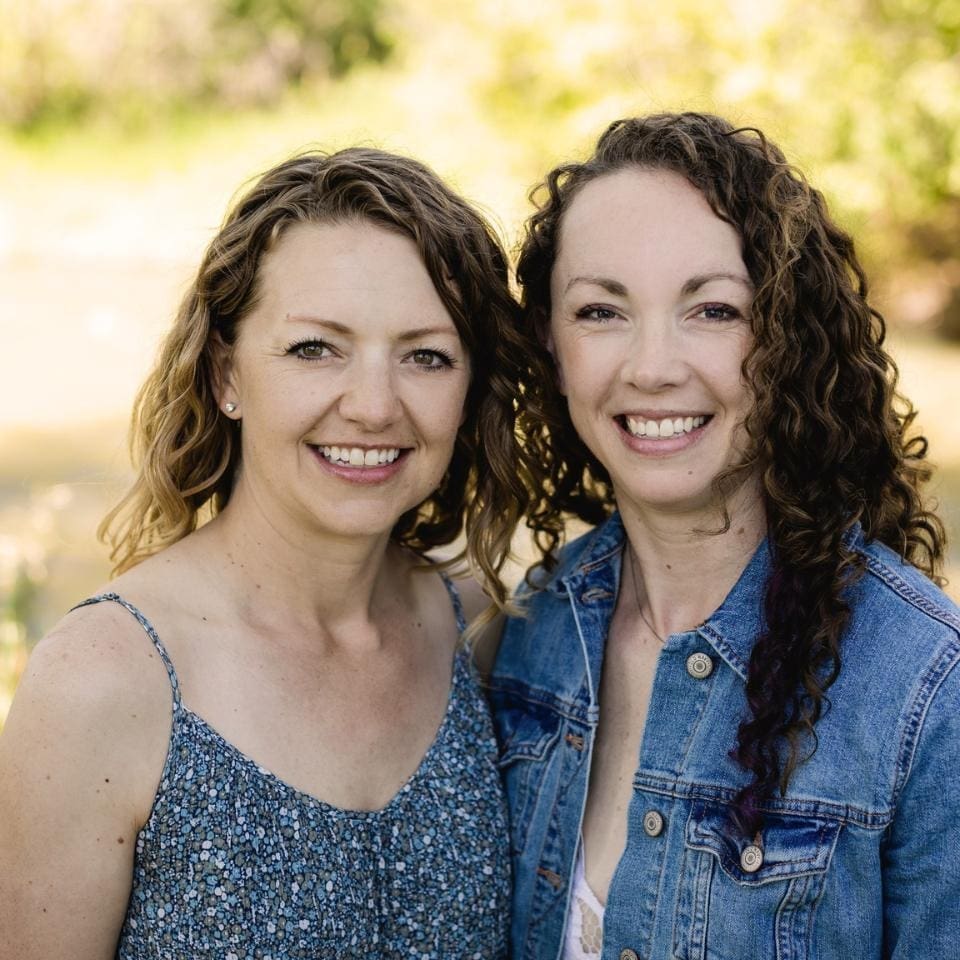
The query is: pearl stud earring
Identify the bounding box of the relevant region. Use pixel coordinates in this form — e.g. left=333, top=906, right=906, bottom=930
left=225, top=402, right=237, bottom=413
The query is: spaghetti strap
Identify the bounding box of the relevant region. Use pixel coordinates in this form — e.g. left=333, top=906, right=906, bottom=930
left=72, top=593, right=182, bottom=707
left=439, top=574, right=468, bottom=634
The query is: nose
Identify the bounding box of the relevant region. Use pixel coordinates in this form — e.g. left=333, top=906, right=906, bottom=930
left=337, top=357, right=402, bottom=431
left=619, top=318, right=688, bottom=392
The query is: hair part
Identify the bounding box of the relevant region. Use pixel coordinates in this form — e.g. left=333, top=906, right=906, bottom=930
left=505, top=112, right=946, bottom=834
left=100, top=147, right=526, bottom=605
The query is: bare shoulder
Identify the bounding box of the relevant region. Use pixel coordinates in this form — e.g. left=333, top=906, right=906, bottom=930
left=452, top=573, right=494, bottom=624
left=2, top=596, right=174, bottom=818
left=0, top=598, right=174, bottom=956
left=21, top=597, right=171, bottom=724
left=450, top=573, right=504, bottom=678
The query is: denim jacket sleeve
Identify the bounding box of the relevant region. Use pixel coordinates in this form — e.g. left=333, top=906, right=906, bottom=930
left=882, top=631, right=960, bottom=957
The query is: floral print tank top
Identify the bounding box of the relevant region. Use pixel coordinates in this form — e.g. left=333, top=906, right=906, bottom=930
left=75, top=587, right=510, bottom=959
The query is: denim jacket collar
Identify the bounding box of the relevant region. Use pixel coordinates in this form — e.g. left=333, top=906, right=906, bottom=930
left=544, top=511, right=783, bottom=685
left=545, top=512, right=872, bottom=685
left=539, top=512, right=626, bottom=713
left=695, top=538, right=769, bottom=681
left=539, top=510, right=627, bottom=598
left=698, top=521, right=867, bottom=680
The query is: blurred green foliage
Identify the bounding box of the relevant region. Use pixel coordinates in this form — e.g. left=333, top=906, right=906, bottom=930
left=468, top=0, right=960, bottom=328
left=0, top=0, right=394, bottom=131
left=3, top=0, right=957, bottom=300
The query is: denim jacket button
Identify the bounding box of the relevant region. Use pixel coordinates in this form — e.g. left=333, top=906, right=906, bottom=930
left=686, top=651, right=714, bottom=679
left=619, top=950, right=639, bottom=960
left=740, top=844, right=764, bottom=873
left=642, top=810, right=665, bottom=837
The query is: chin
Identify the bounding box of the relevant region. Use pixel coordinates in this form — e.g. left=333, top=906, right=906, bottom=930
left=615, top=479, right=722, bottom=516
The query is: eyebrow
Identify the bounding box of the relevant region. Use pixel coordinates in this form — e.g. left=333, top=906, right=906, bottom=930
left=681, top=272, right=753, bottom=295
left=564, top=276, right=628, bottom=296
left=286, top=316, right=458, bottom=340
left=564, top=272, right=752, bottom=297
left=396, top=325, right=460, bottom=342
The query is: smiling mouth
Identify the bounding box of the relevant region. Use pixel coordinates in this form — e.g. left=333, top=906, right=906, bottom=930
left=314, top=445, right=405, bottom=467
left=619, top=414, right=711, bottom=439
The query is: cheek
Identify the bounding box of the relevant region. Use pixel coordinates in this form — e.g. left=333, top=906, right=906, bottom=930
left=725, top=365, right=754, bottom=412
left=418, top=375, right=472, bottom=442
left=557, top=344, right=614, bottom=410
left=417, top=381, right=470, bottom=488
left=698, top=336, right=752, bottom=407
left=556, top=354, right=612, bottom=447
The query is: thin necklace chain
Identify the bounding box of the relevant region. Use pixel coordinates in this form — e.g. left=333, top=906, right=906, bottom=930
left=626, top=544, right=666, bottom=645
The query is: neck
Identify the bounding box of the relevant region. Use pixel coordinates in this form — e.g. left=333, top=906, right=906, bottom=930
left=618, top=485, right=766, bottom=640
left=192, top=488, right=405, bottom=646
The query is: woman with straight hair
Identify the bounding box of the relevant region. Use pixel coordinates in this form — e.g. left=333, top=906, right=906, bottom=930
left=0, top=146, right=522, bottom=959
left=485, top=113, right=960, bottom=959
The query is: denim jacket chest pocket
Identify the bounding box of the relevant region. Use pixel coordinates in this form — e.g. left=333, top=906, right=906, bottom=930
left=673, top=801, right=842, bottom=960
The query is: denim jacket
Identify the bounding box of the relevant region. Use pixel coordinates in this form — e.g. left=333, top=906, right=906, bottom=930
left=489, top=512, right=960, bottom=960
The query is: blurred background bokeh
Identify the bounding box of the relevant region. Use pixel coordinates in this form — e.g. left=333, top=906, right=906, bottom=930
left=2, top=0, right=959, bottom=727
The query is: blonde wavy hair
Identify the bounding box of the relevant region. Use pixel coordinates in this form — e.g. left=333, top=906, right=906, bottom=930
left=100, top=147, right=526, bottom=593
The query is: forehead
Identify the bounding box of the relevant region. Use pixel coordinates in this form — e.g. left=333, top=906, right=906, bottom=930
left=259, top=220, right=435, bottom=299
left=554, top=168, right=744, bottom=282
left=239, top=220, right=459, bottom=340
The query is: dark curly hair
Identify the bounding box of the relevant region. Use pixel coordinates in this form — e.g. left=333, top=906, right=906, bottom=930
left=507, top=112, right=946, bottom=834
left=100, top=147, right=527, bottom=599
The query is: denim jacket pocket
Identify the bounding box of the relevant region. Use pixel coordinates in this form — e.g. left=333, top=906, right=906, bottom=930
left=673, top=800, right=842, bottom=960
left=495, top=706, right=562, bottom=856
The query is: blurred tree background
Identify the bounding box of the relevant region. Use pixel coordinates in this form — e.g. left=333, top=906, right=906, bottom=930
left=1, top=0, right=959, bottom=726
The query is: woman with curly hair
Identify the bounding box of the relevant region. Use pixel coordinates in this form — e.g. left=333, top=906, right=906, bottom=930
left=0, top=148, right=521, bottom=958
left=485, top=113, right=960, bottom=959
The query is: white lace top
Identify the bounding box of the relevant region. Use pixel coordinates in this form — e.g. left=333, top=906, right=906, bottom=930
left=562, top=841, right=606, bottom=960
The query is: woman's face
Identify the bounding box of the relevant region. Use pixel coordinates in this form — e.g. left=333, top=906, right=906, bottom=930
left=548, top=167, right=756, bottom=520
left=219, top=219, right=471, bottom=542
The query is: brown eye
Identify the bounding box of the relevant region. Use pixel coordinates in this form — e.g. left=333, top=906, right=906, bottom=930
left=408, top=349, right=454, bottom=369
left=575, top=305, right=618, bottom=322
left=696, top=304, right=741, bottom=322
left=287, top=340, right=332, bottom=359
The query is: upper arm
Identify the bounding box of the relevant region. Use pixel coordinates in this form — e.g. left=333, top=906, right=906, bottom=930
left=882, top=648, right=960, bottom=957
left=0, top=606, right=172, bottom=959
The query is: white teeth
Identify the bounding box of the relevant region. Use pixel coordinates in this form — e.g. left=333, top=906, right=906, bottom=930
left=318, top=446, right=402, bottom=466
left=624, top=415, right=706, bottom=440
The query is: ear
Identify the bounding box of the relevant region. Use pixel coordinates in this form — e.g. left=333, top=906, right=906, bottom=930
left=210, top=331, right=241, bottom=419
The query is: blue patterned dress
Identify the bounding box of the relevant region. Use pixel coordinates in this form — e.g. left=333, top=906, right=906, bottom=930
left=75, top=586, right=510, bottom=959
